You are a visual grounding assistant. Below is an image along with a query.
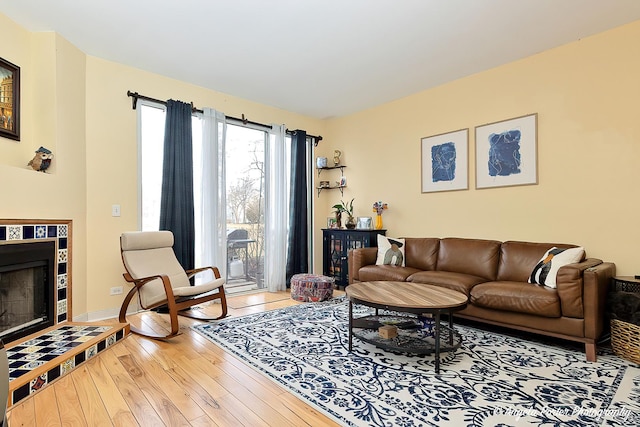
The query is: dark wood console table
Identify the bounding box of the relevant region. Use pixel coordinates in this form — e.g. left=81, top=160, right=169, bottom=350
left=322, top=228, right=385, bottom=287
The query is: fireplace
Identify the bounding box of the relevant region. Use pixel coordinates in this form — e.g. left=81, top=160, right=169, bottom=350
left=0, top=241, right=56, bottom=343
left=0, top=221, right=130, bottom=412
left=0, top=219, right=71, bottom=344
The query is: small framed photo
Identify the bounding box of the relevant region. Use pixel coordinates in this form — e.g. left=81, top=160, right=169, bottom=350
left=356, top=217, right=372, bottom=230
left=327, top=217, right=338, bottom=229
left=0, top=57, right=20, bottom=141
left=338, top=176, right=347, bottom=187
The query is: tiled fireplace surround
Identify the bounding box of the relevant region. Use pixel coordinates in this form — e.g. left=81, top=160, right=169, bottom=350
left=0, top=219, right=128, bottom=408
left=0, top=220, right=71, bottom=326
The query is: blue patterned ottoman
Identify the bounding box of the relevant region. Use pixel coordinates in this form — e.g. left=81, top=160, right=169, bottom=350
left=290, top=273, right=335, bottom=302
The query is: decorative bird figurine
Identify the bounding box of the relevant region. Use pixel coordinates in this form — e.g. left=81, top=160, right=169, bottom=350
left=28, top=146, right=54, bottom=172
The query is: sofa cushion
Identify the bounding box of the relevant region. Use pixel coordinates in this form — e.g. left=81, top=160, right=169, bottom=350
left=528, top=247, right=585, bottom=288
left=470, top=281, right=561, bottom=317
left=404, top=238, right=439, bottom=270
left=408, top=271, right=484, bottom=297
left=358, top=265, right=422, bottom=282
left=376, top=235, right=406, bottom=266
left=437, top=238, right=501, bottom=281
left=497, top=241, right=579, bottom=282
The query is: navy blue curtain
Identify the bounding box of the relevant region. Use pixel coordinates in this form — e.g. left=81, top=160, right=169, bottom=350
left=286, top=130, right=308, bottom=285
left=159, top=100, right=195, bottom=271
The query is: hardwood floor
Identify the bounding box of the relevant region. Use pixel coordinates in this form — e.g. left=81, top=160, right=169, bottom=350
left=7, top=291, right=343, bottom=427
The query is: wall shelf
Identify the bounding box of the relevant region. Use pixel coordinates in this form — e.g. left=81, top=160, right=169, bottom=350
left=316, top=165, right=346, bottom=197
left=316, top=165, right=346, bottom=176
left=316, top=185, right=346, bottom=196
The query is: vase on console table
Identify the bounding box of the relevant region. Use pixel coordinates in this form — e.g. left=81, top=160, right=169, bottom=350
left=375, top=214, right=383, bottom=230
left=372, top=201, right=388, bottom=230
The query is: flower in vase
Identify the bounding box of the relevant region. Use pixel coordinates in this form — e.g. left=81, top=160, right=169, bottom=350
left=372, top=201, right=388, bottom=215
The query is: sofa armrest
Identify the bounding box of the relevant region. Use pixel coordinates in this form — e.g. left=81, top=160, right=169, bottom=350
left=583, top=261, right=615, bottom=340
left=556, top=258, right=603, bottom=318
left=348, top=247, right=378, bottom=284
left=556, top=258, right=614, bottom=340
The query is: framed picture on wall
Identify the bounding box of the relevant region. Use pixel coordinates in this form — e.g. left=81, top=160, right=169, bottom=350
left=0, top=57, right=20, bottom=141
left=475, top=113, right=537, bottom=189
left=421, top=128, right=468, bottom=193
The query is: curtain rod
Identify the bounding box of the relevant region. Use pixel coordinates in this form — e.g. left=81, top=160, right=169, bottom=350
left=127, top=90, right=323, bottom=144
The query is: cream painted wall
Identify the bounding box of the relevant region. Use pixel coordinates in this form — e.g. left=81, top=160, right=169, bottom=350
left=84, top=57, right=325, bottom=315
left=54, top=34, right=87, bottom=316
left=0, top=13, right=36, bottom=166
left=2, top=12, right=325, bottom=318
left=319, top=20, right=640, bottom=276
left=0, top=18, right=88, bottom=315
left=0, top=23, right=58, bottom=169
left=3, top=11, right=639, bottom=319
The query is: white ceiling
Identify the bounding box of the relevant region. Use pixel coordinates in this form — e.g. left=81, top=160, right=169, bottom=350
left=3, top=0, right=640, bottom=119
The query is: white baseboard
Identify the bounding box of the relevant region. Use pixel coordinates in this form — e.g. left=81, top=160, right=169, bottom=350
left=73, top=307, right=140, bottom=322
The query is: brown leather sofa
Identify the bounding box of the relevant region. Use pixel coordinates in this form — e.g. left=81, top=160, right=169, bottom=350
left=348, top=237, right=615, bottom=361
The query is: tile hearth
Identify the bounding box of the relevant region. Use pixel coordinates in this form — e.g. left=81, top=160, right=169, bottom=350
left=0, top=219, right=130, bottom=409
left=6, top=322, right=129, bottom=408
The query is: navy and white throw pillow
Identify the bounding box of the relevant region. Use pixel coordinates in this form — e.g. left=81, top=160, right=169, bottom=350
left=529, top=246, right=585, bottom=288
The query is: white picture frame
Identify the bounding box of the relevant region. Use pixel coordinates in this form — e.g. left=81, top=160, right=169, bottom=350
left=356, top=217, right=372, bottom=230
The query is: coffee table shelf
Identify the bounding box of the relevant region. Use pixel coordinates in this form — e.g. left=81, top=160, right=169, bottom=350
left=352, top=315, right=463, bottom=355
left=346, top=281, right=468, bottom=373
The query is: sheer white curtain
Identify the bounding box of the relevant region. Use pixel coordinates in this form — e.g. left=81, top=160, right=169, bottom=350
left=197, top=108, right=227, bottom=278
left=264, top=124, right=288, bottom=292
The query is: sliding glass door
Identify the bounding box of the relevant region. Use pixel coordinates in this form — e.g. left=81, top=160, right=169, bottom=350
left=138, top=103, right=312, bottom=294
left=223, top=124, right=268, bottom=292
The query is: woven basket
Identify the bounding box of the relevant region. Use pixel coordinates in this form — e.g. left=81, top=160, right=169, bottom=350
left=611, top=318, right=640, bottom=364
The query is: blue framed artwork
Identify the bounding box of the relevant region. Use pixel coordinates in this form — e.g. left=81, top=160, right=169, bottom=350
left=421, top=128, right=468, bottom=193
left=475, top=113, right=538, bottom=189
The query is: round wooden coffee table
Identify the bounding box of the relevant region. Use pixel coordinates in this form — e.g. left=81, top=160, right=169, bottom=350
left=346, top=281, right=468, bottom=373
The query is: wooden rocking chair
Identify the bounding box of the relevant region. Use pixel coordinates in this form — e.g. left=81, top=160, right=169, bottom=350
left=119, top=231, right=228, bottom=339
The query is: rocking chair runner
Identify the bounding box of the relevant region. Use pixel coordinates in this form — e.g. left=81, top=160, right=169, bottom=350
left=119, top=231, right=228, bottom=339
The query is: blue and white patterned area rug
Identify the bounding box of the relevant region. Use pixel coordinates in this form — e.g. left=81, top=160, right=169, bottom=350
left=192, top=297, right=640, bottom=427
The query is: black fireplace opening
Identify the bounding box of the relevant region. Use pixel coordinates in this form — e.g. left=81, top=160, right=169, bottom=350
left=0, top=241, right=56, bottom=344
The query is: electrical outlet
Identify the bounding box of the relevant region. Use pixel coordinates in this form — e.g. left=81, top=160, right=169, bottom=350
left=110, top=286, right=123, bottom=296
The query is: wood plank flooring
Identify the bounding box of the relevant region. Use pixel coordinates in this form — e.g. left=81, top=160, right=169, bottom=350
left=6, top=291, right=344, bottom=427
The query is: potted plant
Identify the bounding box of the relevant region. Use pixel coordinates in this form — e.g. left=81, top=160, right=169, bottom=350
left=333, top=198, right=356, bottom=229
